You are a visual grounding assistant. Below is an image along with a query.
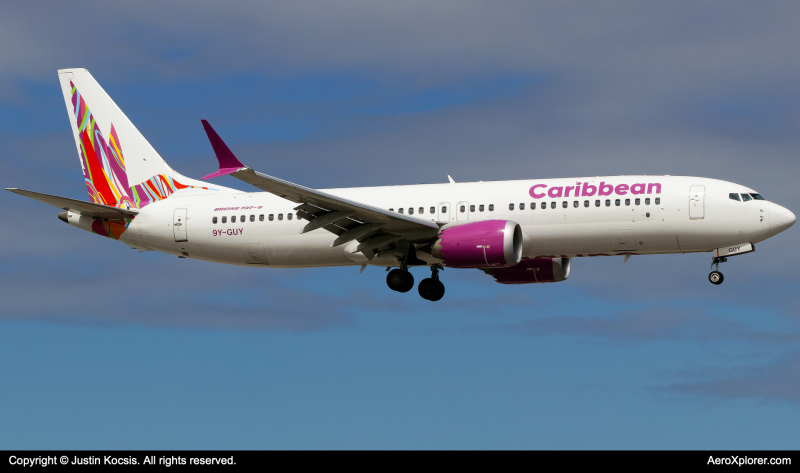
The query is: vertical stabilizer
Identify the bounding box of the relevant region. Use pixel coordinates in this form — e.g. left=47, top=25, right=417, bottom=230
left=57, top=68, right=222, bottom=209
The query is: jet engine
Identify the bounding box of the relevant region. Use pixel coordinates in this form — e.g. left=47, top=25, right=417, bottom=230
left=484, top=257, right=571, bottom=284
left=431, top=220, right=522, bottom=268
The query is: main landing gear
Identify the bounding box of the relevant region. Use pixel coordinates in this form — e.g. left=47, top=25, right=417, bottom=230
left=709, top=256, right=726, bottom=285
left=418, top=266, right=445, bottom=302
left=386, top=265, right=446, bottom=301
left=386, top=268, right=414, bottom=293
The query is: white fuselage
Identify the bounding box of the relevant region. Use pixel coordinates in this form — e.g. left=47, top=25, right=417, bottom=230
left=65, top=175, right=789, bottom=268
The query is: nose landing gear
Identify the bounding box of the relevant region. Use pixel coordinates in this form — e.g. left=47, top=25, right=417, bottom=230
left=418, top=266, right=445, bottom=301
left=709, top=256, right=727, bottom=285
left=709, top=270, right=724, bottom=285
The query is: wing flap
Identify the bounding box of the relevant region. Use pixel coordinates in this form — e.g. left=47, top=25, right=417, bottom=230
left=199, top=120, right=440, bottom=246
left=6, top=188, right=138, bottom=220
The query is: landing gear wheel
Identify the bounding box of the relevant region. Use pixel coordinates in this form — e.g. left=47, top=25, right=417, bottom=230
left=418, top=278, right=445, bottom=301
left=387, top=269, right=414, bottom=293
left=708, top=271, right=724, bottom=285
left=418, top=265, right=446, bottom=301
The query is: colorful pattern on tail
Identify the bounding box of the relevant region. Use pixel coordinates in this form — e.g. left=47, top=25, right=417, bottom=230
left=71, top=81, right=210, bottom=212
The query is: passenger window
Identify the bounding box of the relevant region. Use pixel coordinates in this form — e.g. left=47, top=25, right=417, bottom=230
left=605, top=199, right=611, bottom=207
left=750, top=193, right=764, bottom=200
left=615, top=199, right=621, bottom=206
left=250, top=215, right=255, bottom=222
left=222, top=216, right=227, bottom=223
left=212, top=216, right=218, bottom=224
left=430, top=207, right=435, bottom=214
left=531, top=202, right=536, bottom=210
left=409, top=208, right=414, bottom=215
left=573, top=201, right=578, bottom=208
left=288, top=213, right=293, bottom=220
left=635, top=198, right=640, bottom=205
left=542, top=202, right=547, bottom=210
left=389, top=208, right=394, bottom=212
left=479, top=204, right=485, bottom=212
left=240, top=215, right=245, bottom=222
left=231, top=215, right=236, bottom=223
left=655, top=198, right=661, bottom=204
left=269, top=214, right=274, bottom=221
left=488, top=204, right=494, bottom=211
left=562, top=201, right=568, bottom=208
left=419, top=207, right=424, bottom=214
left=595, top=200, right=600, bottom=207
left=399, top=208, right=404, bottom=214
left=741, top=194, right=752, bottom=202
left=729, top=193, right=741, bottom=201
left=509, top=203, right=514, bottom=211
left=278, top=213, right=283, bottom=221
left=459, top=205, right=465, bottom=213
left=645, top=198, right=650, bottom=205
left=625, top=199, right=630, bottom=206
left=470, top=205, right=475, bottom=212
left=584, top=200, right=589, bottom=208
left=441, top=206, right=447, bottom=213
left=259, top=215, right=264, bottom=221
left=519, top=203, right=525, bottom=210
left=550, top=202, right=556, bottom=209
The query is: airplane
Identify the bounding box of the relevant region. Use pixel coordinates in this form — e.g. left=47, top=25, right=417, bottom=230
left=6, top=69, right=796, bottom=301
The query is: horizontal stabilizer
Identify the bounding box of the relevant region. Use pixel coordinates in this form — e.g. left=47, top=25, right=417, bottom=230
left=6, top=188, right=138, bottom=220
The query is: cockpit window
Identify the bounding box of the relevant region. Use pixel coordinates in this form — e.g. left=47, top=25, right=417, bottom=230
left=750, top=193, right=765, bottom=200
left=729, top=193, right=741, bottom=201
left=741, top=193, right=752, bottom=202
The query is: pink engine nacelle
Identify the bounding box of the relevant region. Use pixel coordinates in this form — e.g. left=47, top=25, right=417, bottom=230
left=431, top=220, right=523, bottom=268
left=485, top=257, right=571, bottom=284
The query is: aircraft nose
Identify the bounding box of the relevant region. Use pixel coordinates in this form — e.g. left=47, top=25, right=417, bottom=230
left=769, top=203, right=796, bottom=236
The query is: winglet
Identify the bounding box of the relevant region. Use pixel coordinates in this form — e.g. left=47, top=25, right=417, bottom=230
left=200, top=120, right=246, bottom=179
left=447, top=175, right=456, bottom=184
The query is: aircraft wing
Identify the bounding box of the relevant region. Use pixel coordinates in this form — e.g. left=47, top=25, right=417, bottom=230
left=6, top=188, right=138, bottom=220
left=200, top=120, right=440, bottom=248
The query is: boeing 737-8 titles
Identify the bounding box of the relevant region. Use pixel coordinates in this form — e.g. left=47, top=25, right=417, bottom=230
left=7, top=69, right=796, bottom=301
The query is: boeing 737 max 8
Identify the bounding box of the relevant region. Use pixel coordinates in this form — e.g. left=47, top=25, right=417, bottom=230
left=7, top=69, right=796, bottom=301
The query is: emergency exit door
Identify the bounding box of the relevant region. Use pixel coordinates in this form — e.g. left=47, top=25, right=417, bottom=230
left=173, top=208, right=188, bottom=242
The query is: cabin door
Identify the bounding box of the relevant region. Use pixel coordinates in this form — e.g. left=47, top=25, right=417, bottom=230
left=689, top=185, right=705, bottom=219
left=173, top=208, right=188, bottom=242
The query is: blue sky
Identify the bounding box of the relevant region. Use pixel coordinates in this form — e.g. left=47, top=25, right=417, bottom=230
left=1, top=1, right=799, bottom=449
